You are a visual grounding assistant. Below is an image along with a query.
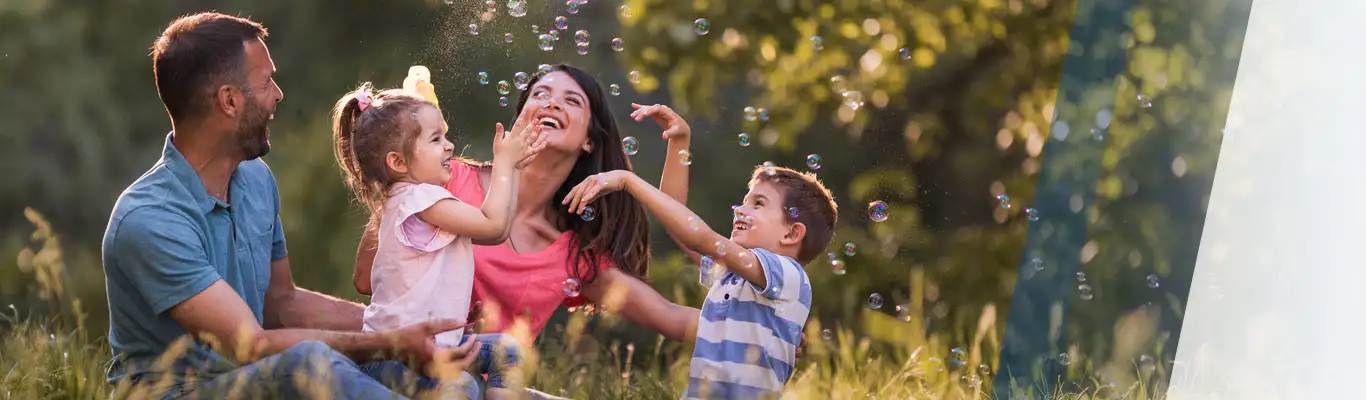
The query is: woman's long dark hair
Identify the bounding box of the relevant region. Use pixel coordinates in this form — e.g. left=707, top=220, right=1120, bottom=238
left=513, top=64, right=651, bottom=284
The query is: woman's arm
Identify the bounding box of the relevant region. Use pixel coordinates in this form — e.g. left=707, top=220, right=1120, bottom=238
left=631, top=103, right=702, bottom=264
left=582, top=268, right=699, bottom=343
left=353, top=224, right=377, bottom=296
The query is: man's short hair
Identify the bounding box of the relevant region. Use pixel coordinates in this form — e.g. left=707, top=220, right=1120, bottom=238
left=150, top=13, right=267, bottom=122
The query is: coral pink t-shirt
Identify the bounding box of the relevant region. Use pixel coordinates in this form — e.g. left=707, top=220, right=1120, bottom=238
left=444, top=163, right=613, bottom=339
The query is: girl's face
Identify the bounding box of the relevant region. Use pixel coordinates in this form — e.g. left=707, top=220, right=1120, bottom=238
left=525, top=71, right=593, bottom=155
left=390, top=105, right=454, bottom=186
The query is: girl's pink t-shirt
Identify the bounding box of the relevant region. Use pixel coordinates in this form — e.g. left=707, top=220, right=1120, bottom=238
left=444, top=163, right=613, bottom=339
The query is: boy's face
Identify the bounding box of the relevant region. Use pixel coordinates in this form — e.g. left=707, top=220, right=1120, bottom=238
left=730, top=182, right=796, bottom=251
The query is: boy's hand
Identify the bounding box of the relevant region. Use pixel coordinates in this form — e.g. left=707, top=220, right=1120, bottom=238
left=630, top=103, right=690, bottom=141
left=562, top=170, right=634, bottom=214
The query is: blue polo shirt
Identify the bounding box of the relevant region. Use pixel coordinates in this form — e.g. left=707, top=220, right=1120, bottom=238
left=101, top=133, right=287, bottom=387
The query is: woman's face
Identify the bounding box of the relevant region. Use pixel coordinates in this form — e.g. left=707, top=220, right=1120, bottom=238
left=524, top=71, right=594, bottom=155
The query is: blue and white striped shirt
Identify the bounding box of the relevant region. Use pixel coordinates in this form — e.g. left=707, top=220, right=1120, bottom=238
left=685, top=248, right=812, bottom=399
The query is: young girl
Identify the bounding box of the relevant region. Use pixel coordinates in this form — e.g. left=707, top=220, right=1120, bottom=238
left=331, top=83, right=544, bottom=399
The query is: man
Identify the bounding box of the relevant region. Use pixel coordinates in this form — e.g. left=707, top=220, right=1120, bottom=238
left=101, top=12, right=475, bottom=399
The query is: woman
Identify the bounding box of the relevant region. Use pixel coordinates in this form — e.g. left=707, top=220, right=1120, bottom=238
left=353, top=64, right=701, bottom=346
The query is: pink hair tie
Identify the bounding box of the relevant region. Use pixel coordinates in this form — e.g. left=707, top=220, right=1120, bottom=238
left=356, top=93, right=373, bottom=112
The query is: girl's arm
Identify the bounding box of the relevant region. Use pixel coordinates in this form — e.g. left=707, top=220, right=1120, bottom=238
left=419, top=161, right=517, bottom=242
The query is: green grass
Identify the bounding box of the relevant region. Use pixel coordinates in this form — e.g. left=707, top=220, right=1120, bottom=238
left=1, top=210, right=1172, bottom=399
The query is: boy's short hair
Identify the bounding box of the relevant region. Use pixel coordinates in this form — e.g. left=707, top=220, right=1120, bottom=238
left=748, top=165, right=838, bottom=265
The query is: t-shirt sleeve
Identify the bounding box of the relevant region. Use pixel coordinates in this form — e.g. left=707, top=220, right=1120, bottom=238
left=747, top=248, right=803, bottom=301
left=393, top=183, right=462, bottom=253
left=270, top=215, right=287, bottom=261
left=111, top=208, right=221, bottom=315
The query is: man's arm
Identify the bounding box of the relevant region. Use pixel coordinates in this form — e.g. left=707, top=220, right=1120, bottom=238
left=582, top=268, right=698, bottom=343
left=111, top=210, right=465, bottom=366
left=263, top=257, right=366, bottom=331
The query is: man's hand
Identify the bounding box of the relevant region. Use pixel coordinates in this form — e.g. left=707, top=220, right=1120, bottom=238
left=388, top=319, right=477, bottom=374
left=561, top=170, right=635, bottom=215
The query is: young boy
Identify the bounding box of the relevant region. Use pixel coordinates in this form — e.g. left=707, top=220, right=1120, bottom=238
left=563, top=165, right=839, bottom=399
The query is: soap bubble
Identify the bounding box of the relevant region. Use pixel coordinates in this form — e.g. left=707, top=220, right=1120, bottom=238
left=762, top=161, right=775, bottom=168
left=507, top=0, right=527, bottom=17
left=1078, top=284, right=1094, bottom=300
left=609, top=84, right=621, bottom=96
left=688, top=216, right=700, bottom=230
left=1025, top=207, right=1039, bottom=221
left=821, top=329, right=833, bottom=340
left=805, top=154, right=822, bottom=170
left=531, top=25, right=540, bottom=33
left=978, top=364, right=992, bottom=376
left=996, top=194, right=1012, bottom=209
left=949, top=348, right=967, bottom=369
left=514, top=72, right=530, bottom=90
left=1058, top=353, right=1071, bottom=365
left=1138, top=355, right=1156, bottom=373
left=678, top=149, right=693, bottom=166
left=576, top=43, right=589, bottom=55
left=829, top=75, right=848, bottom=93
left=580, top=206, right=596, bottom=221
left=757, top=108, right=769, bottom=121
left=574, top=30, right=590, bottom=45
left=618, top=5, right=632, bottom=19
left=788, top=207, right=799, bottom=218
left=743, top=106, right=758, bottom=122
left=498, top=97, right=508, bottom=107
left=843, top=242, right=856, bottom=256
left=1137, top=93, right=1153, bottom=108
left=628, top=71, right=641, bottom=84
left=900, top=47, right=912, bottom=60
left=537, top=64, right=553, bottom=76
left=496, top=80, right=511, bottom=94
left=478, top=72, right=489, bottom=85
left=1027, top=257, right=1043, bottom=271
left=504, top=33, right=514, bottom=43
left=868, top=201, right=889, bottom=222
left=538, top=34, right=554, bottom=51
left=867, top=293, right=884, bottom=310
left=562, top=278, right=581, bottom=297
left=737, top=133, right=751, bottom=146
left=555, top=16, right=569, bottom=30
left=566, top=0, right=579, bottom=14
left=694, top=18, right=710, bottom=35
left=714, top=240, right=727, bottom=256
left=810, top=36, right=823, bottom=51
left=842, top=91, right=865, bottom=110
left=621, top=137, right=639, bottom=155
left=611, top=38, right=625, bottom=52
left=470, top=24, right=479, bottom=36
left=831, top=258, right=846, bottom=275
left=1146, top=274, right=1161, bottom=288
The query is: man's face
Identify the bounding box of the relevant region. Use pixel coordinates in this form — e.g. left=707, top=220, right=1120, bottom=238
left=235, top=38, right=283, bottom=160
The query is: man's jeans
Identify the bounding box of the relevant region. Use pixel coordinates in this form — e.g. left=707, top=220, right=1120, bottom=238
left=167, top=340, right=482, bottom=399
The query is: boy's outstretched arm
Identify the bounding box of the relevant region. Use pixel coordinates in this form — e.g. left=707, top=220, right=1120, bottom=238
left=563, top=170, right=767, bottom=289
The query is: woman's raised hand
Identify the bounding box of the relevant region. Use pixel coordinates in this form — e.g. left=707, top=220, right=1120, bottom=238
left=630, top=103, right=690, bottom=141
left=562, top=170, right=634, bottom=215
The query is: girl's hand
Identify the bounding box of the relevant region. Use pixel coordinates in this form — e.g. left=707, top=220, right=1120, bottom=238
left=630, top=103, right=690, bottom=141
left=562, top=170, right=634, bottom=215
left=493, top=108, right=547, bottom=169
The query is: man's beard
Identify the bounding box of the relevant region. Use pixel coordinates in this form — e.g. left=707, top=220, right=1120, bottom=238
left=236, top=99, right=272, bottom=160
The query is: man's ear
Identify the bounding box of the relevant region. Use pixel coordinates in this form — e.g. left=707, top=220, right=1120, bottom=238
left=385, top=151, right=409, bottom=175
left=215, top=85, right=244, bottom=118
left=781, top=222, right=807, bottom=247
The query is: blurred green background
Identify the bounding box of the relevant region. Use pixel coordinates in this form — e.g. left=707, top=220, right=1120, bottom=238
left=0, top=0, right=1250, bottom=394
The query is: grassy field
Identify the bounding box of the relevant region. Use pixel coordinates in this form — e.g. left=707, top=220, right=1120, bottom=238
left=1, top=210, right=1169, bottom=400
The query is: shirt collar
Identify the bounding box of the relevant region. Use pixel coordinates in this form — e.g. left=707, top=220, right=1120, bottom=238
left=160, top=132, right=228, bottom=214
